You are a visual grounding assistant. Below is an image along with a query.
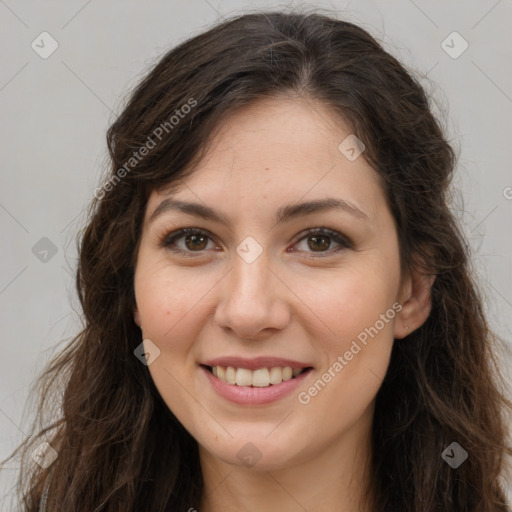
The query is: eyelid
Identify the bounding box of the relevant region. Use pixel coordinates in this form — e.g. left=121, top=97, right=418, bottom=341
left=159, top=226, right=352, bottom=257
left=291, top=227, right=352, bottom=251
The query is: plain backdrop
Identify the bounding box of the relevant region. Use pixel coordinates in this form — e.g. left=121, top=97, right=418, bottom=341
left=1, top=0, right=511, bottom=506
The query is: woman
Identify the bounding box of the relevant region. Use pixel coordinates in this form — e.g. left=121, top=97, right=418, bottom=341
left=5, top=10, right=511, bottom=511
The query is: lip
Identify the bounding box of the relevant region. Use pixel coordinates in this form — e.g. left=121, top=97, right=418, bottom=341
left=200, top=364, right=313, bottom=405
left=202, top=356, right=313, bottom=371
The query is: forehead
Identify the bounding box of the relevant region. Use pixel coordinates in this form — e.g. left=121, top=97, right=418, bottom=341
left=146, top=97, right=385, bottom=222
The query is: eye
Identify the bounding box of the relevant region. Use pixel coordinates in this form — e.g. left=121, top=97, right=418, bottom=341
left=290, top=228, right=351, bottom=257
left=159, top=227, right=351, bottom=258
left=159, top=228, right=217, bottom=257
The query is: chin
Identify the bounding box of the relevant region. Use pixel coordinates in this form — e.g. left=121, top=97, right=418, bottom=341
left=198, top=431, right=310, bottom=472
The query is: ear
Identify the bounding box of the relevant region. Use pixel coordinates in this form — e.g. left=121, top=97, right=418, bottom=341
left=133, top=304, right=142, bottom=328
left=394, top=268, right=435, bottom=339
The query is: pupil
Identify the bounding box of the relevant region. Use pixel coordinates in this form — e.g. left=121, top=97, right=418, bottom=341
left=187, top=234, right=206, bottom=250
left=309, top=235, right=329, bottom=251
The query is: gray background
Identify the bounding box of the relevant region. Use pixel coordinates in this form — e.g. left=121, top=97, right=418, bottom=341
left=1, top=0, right=511, bottom=506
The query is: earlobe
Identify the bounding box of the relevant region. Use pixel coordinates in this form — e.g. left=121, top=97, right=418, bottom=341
left=395, top=271, right=435, bottom=339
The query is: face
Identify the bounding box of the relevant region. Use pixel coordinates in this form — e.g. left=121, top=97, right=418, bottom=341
left=133, top=97, right=412, bottom=472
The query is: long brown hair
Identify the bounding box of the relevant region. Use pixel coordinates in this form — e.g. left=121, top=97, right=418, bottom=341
left=4, top=8, right=511, bottom=511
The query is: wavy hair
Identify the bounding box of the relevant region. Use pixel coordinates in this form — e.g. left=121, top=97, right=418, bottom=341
left=4, top=9, right=512, bottom=511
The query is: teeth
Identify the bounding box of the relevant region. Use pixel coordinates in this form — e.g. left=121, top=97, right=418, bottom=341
left=252, top=368, right=270, bottom=387
left=225, top=366, right=237, bottom=384
left=236, top=368, right=253, bottom=386
left=269, top=367, right=283, bottom=385
left=211, top=365, right=307, bottom=387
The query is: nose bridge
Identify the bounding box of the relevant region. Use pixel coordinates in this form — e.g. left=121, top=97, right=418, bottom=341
left=229, top=239, right=272, bottom=309
left=233, top=242, right=269, bottom=296
left=215, top=238, right=288, bottom=337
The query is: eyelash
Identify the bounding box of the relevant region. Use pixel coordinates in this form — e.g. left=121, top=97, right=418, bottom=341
left=158, top=227, right=352, bottom=259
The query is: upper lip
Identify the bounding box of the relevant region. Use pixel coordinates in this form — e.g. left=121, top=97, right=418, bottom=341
left=201, top=356, right=313, bottom=371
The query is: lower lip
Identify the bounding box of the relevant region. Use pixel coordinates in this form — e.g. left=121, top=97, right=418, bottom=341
left=200, top=365, right=313, bottom=405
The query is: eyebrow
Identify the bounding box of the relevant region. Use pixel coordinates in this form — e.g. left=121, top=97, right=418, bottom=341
left=148, top=196, right=369, bottom=226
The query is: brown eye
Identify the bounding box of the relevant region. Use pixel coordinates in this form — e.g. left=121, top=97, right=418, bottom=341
left=161, top=228, right=215, bottom=256
left=292, top=228, right=350, bottom=257
left=161, top=227, right=351, bottom=258
left=182, top=232, right=209, bottom=251
left=307, top=234, right=331, bottom=252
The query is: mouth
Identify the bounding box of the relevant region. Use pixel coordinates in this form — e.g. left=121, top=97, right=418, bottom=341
left=200, top=364, right=314, bottom=388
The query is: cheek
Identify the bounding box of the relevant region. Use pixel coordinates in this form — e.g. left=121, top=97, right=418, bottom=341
left=291, top=273, right=398, bottom=431
left=295, top=258, right=400, bottom=343
left=335, top=273, right=397, bottom=340
left=299, top=258, right=400, bottom=400
left=133, top=260, right=211, bottom=413
left=134, top=258, right=221, bottom=390
left=315, top=264, right=400, bottom=397
left=135, top=258, right=206, bottom=339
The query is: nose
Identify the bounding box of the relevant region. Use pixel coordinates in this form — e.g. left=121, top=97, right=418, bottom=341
left=214, top=249, right=290, bottom=340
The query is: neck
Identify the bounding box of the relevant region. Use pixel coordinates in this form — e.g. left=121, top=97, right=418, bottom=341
left=198, top=403, right=375, bottom=512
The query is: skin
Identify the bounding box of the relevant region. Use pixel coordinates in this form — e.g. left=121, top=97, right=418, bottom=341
left=133, top=96, right=434, bottom=512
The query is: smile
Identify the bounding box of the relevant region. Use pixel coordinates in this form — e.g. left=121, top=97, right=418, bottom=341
left=206, top=365, right=311, bottom=387
left=200, top=364, right=314, bottom=405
